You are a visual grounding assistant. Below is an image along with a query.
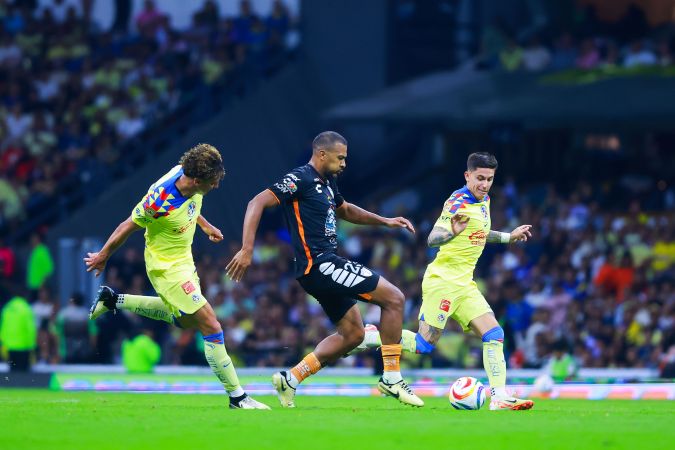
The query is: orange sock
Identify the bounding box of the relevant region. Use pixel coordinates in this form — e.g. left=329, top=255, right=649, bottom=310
left=381, top=344, right=402, bottom=373
left=290, top=352, right=322, bottom=384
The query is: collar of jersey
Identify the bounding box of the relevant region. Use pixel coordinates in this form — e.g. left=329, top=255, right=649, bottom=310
left=143, top=168, right=189, bottom=218
left=307, top=163, right=327, bottom=183
left=454, top=185, right=487, bottom=204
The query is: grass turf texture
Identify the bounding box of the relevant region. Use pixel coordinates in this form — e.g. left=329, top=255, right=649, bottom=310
left=1, top=390, right=673, bottom=450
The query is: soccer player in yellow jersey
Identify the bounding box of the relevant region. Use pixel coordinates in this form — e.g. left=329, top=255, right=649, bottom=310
left=358, top=152, right=534, bottom=410
left=84, top=143, right=269, bottom=409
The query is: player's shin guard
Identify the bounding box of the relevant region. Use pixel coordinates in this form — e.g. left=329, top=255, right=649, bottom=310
left=117, top=294, right=174, bottom=324
left=482, top=326, right=507, bottom=398
left=203, top=332, right=244, bottom=397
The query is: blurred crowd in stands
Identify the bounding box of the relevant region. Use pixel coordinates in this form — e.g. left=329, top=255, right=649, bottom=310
left=5, top=180, right=673, bottom=378
left=0, top=0, right=298, bottom=238
left=477, top=5, right=675, bottom=72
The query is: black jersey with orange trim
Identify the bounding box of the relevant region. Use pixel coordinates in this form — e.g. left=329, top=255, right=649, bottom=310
left=268, top=164, right=344, bottom=278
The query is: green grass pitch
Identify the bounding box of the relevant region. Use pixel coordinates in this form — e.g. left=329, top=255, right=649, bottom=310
left=1, top=390, right=673, bottom=450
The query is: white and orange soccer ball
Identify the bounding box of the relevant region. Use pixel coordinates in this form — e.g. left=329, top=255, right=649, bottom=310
left=449, top=376, right=486, bottom=410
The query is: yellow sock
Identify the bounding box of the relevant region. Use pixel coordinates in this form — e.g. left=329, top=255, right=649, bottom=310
left=483, top=340, right=507, bottom=398
left=290, top=352, right=322, bottom=385
left=118, top=294, right=174, bottom=324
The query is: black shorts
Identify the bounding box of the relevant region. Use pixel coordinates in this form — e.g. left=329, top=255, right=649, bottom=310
left=298, top=253, right=380, bottom=324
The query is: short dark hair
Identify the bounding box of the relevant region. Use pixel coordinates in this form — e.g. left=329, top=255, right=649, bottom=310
left=467, top=152, right=498, bottom=171
left=312, top=131, right=347, bottom=152
left=179, top=143, right=225, bottom=180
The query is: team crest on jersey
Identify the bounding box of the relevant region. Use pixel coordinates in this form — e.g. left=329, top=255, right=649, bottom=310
left=481, top=205, right=488, bottom=222
left=187, top=201, right=196, bottom=219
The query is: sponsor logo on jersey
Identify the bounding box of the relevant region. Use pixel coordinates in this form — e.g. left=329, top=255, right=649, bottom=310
left=181, top=281, right=196, bottom=294
left=187, top=201, right=196, bottom=219
left=144, top=207, right=156, bottom=217
left=468, top=230, right=487, bottom=246
left=440, top=299, right=451, bottom=312
left=325, top=207, right=337, bottom=237
left=275, top=174, right=299, bottom=194
left=173, top=220, right=194, bottom=234
left=319, top=261, right=372, bottom=288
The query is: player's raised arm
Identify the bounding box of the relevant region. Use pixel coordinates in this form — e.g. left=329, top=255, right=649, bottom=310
left=197, top=215, right=223, bottom=243
left=487, top=224, right=532, bottom=244
left=427, top=213, right=470, bottom=247
left=84, top=217, right=142, bottom=276
left=226, top=189, right=279, bottom=282
left=336, top=201, right=415, bottom=234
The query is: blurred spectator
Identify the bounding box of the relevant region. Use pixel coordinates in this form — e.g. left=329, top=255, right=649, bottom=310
left=32, top=286, right=58, bottom=363
left=623, top=40, right=657, bottom=68
left=0, top=295, right=36, bottom=371
left=135, top=0, right=164, bottom=37
left=192, top=0, right=219, bottom=30
left=521, top=35, right=551, bottom=71
left=26, top=232, right=54, bottom=295
left=122, top=328, right=161, bottom=373
left=54, top=292, right=96, bottom=363
left=543, top=338, right=578, bottom=382
left=499, top=36, right=523, bottom=71
left=576, top=38, right=600, bottom=69
left=594, top=251, right=635, bottom=302
left=0, top=237, right=16, bottom=279
left=550, top=33, right=577, bottom=70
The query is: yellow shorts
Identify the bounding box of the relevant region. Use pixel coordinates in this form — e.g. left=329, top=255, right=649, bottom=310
left=419, top=274, right=493, bottom=332
left=147, top=266, right=207, bottom=317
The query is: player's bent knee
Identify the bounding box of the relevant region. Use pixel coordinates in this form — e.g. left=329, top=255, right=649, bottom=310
left=482, top=326, right=504, bottom=343
left=415, top=333, right=436, bottom=354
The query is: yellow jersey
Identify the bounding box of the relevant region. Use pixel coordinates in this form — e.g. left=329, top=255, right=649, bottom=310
left=131, top=165, right=203, bottom=271
left=425, top=186, right=491, bottom=285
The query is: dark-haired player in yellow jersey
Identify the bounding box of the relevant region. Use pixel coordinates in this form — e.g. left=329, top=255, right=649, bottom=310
left=85, top=143, right=269, bottom=409
left=356, top=152, right=535, bottom=410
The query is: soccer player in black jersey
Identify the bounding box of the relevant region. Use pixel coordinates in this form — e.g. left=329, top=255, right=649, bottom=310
left=226, top=131, right=423, bottom=407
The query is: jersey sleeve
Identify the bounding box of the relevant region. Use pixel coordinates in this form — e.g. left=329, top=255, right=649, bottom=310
left=131, top=194, right=154, bottom=228
left=268, top=169, right=305, bottom=203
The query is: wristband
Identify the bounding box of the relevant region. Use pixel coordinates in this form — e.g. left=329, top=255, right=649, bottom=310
left=500, top=232, right=511, bottom=244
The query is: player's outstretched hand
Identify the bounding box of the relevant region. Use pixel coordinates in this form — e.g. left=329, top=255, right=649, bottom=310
left=510, top=224, right=532, bottom=242
left=385, top=217, right=415, bottom=234
left=225, top=249, right=252, bottom=282
left=450, top=213, right=470, bottom=236
left=84, top=251, right=107, bottom=277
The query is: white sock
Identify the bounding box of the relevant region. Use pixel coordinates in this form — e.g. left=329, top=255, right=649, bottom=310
left=287, top=371, right=299, bottom=388
left=382, top=371, right=402, bottom=384
left=229, top=386, right=245, bottom=398
left=491, top=386, right=509, bottom=399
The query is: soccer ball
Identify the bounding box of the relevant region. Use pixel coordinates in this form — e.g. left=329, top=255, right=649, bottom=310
left=449, top=376, right=486, bottom=410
